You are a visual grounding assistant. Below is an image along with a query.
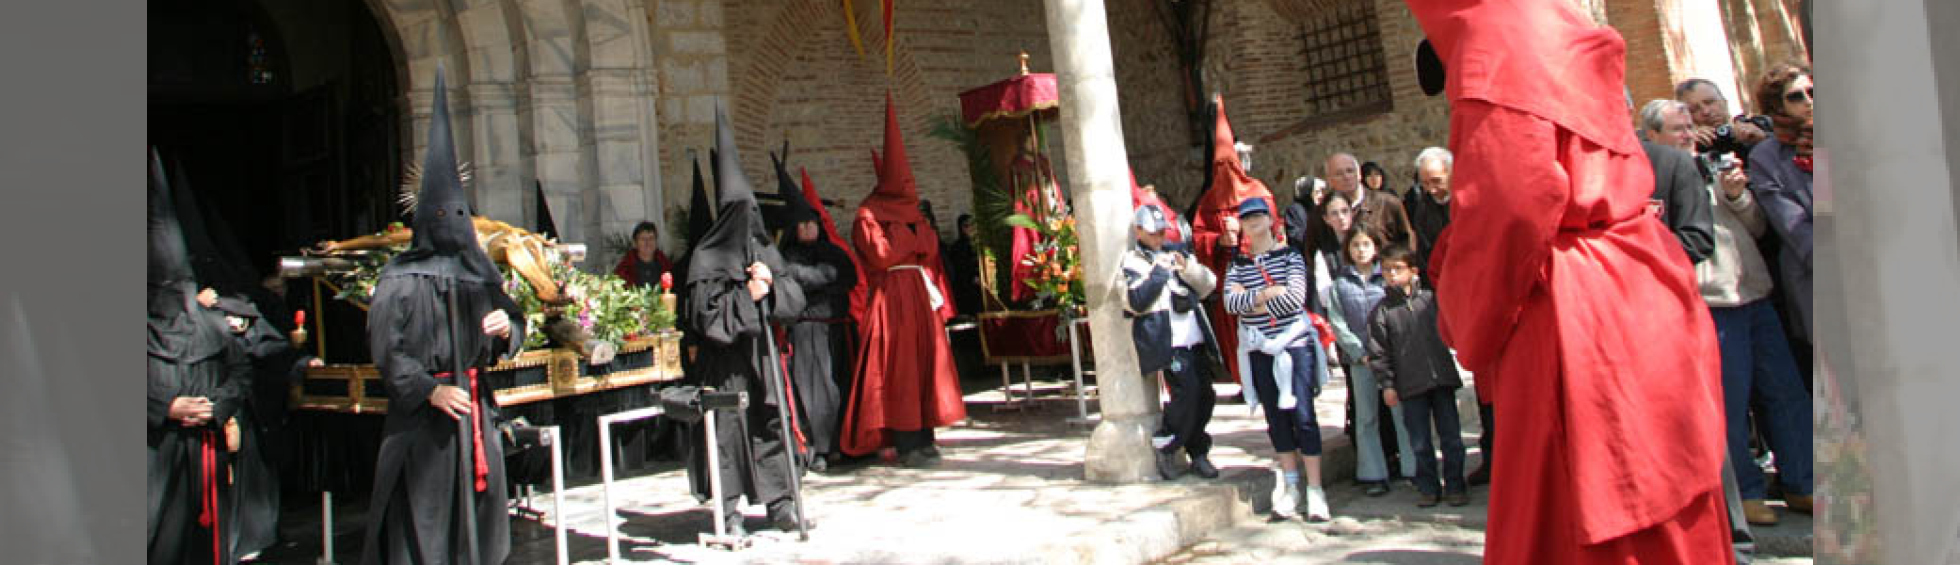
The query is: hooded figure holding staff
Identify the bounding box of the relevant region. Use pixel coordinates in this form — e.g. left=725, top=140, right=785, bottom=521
left=680, top=103, right=814, bottom=537
left=358, top=66, right=527, bottom=565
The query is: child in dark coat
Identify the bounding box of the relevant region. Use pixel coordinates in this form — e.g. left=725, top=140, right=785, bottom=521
left=1366, top=245, right=1469, bottom=507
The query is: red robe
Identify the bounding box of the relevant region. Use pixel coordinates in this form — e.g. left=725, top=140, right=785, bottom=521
left=1188, top=96, right=1278, bottom=383
left=839, top=92, right=966, bottom=456
left=1410, top=1, right=1731, bottom=562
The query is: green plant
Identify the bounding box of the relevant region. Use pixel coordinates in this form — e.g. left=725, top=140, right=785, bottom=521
left=929, top=115, right=1013, bottom=263
left=322, top=221, right=675, bottom=353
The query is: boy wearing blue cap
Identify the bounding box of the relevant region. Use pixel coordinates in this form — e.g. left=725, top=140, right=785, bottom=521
left=1122, top=203, right=1220, bottom=481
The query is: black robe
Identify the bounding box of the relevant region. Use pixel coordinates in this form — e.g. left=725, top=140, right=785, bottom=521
left=215, top=297, right=316, bottom=558
left=359, top=274, right=525, bottom=565
left=148, top=308, right=251, bottom=565
left=779, top=238, right=858, bottom=459
left=681, top=271, right=805, bottom=514
left=946, top=235, right=982, bottom=316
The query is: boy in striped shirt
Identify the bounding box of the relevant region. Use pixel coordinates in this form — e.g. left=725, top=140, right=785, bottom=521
left=1223, top=197, right=1334, bottom=522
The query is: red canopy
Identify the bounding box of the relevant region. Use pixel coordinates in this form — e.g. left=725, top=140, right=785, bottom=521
left=958, top=73, right=1059, bottom=127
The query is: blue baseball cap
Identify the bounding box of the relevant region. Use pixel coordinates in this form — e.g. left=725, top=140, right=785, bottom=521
left=1236, top=197, right=1271, bottom=218
left=1133, top=204, right=1169, bottom=233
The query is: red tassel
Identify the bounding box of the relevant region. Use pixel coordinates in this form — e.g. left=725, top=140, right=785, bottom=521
left=468, top=369, right=488, bottom=492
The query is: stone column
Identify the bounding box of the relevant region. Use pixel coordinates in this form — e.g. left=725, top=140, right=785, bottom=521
left=1042, top=0, right=1157, bottom=483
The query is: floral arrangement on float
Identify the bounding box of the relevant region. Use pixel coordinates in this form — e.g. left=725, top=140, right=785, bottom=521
left=318, top=221, right=676, bottom=352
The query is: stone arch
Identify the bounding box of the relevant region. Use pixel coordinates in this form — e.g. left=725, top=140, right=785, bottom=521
left=512, top=0, right=602, bottom=243
left=730, top=0, right=941, bottom=219
left=582, top=0, right=667, bottom=244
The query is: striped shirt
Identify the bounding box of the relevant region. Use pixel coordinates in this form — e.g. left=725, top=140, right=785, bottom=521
left=1223, top=247, right=1310, bottom=345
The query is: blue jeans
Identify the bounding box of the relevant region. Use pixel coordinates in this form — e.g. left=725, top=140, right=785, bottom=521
left=1399, top=387, right=1466, bottom=496
left=1249, top=346, right=1322, bottom=456
left=1347, top=363, right=1415, bottom=481
left=1712, top=299, right=1813, bottom=498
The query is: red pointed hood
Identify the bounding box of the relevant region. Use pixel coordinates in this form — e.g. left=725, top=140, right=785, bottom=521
left=801, top=166, right=870, bottom=323
left=1191, top=96, right=1278, bottom=250
left=860, top=92, right=924, bottom=224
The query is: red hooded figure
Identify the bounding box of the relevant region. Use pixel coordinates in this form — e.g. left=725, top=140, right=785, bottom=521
left=839, top=92, right=965, bottom=457
left=1409, top=1, right=1731, bottom=562
left=1188, top=96, right=1279, bottom=383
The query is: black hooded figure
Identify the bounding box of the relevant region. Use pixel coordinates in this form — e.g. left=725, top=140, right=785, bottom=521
left=682, top=103, right=809, bottom=536
left=165, top=155, right=319, bottom=560
left=359, top=67, right=527, bottom=565
left=208, top=294, right=320, bottom=560
left=768, top=146, right=858, bottom=472
left=148, top=147, right=253, bottom=565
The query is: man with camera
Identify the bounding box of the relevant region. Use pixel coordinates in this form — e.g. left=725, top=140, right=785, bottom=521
left=1647, top=95, right=1814, bottom=538
left=1677, top=78, right=1774, bottom=161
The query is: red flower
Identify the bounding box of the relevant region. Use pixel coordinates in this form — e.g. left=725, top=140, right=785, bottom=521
left=660, top=272, right=674, bottom=291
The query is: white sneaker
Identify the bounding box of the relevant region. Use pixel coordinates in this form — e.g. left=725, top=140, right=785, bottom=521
left=1270, top=467, right=1298, bottom=519
left=1305, top=486, right=1332, bottom=522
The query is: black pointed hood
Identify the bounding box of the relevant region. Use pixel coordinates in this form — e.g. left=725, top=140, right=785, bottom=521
left=148, top=148, right=228, bottom=361
left=685, top=155, right=714, bottom=248
left=534, top=180, right=559, bottom=239
left=168, top=160, right=255, bottom=295
left=149, top=148, right=197, bottom=315
left=770, top=143, right=819, bottom=231
left=382, top=66, right=505, bottom=287
left=685, top=102, right=781, bottom=286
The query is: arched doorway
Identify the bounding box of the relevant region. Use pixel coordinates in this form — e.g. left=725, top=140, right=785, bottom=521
left=149, top=0, right=402, bottom=278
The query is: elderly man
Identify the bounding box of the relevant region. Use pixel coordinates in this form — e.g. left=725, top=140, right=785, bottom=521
left=1403, top=148, right=1453, bottom=273
left=1326, top=153, right=1415, bottom=254
left=1638, top=100, right=1716, bottom=264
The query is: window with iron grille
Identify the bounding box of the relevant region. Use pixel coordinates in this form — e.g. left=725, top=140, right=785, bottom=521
left=1296, top=1, right=1392, bottom=125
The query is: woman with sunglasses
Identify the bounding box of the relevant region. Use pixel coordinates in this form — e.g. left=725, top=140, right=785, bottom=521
left=1747, top=62, right=1815, bottom=345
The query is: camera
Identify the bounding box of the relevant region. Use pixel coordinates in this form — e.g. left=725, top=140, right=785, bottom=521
left=1703, top=114, right=1775, bottom=158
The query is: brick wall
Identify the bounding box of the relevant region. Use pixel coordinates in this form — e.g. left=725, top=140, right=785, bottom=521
left=713, top=0, right=1058, bottom=244
left=1611, top=0, right=1683, bottom=110
left=641, top=0, right=1792, bottom=251
left=651, top=0, right=733, bottom=250
left=1108, top=0, right=1454, bottom=210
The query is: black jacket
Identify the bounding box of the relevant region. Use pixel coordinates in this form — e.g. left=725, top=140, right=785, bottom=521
left=1364, top=283, right=1462, bottom=398
left=1643, top=140, right=1716, bottom=264
left=1402, top=186, right=1451, bottom=274
left=1122, top=246, right=1217, bottom=375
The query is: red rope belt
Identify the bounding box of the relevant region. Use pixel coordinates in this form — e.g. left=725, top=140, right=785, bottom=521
left=197, top=428, right=221, bottom=564
left=434, top=369, right=489, bottom=492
